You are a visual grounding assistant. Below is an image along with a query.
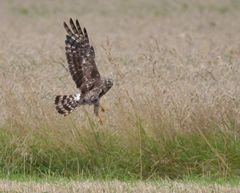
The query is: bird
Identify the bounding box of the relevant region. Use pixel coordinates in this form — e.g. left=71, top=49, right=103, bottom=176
left=55, top=18, right=113, bottom=124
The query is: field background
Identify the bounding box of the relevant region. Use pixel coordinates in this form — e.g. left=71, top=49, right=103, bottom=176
left=0, top=0, right=240, bottom=191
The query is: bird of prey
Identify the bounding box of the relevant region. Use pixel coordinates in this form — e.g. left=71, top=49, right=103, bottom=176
left=55, top=18, right=113, bottom=124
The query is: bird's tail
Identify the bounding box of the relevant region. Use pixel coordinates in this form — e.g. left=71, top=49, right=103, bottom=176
left=55, top=94, right=81, bottom=116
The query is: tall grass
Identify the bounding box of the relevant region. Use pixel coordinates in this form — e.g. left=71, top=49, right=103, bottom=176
left=0, top=0, right=240, bottom=180
left=0, top=116, right=240, bottom=180
left=0, top=75, right=240, bottom=180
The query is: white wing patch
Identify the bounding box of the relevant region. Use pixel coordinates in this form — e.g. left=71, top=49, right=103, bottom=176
left=74, top=93, right=81, bottom=101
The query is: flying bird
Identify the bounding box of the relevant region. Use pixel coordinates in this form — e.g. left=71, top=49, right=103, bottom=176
left=55, top=18, right=113, bottom=124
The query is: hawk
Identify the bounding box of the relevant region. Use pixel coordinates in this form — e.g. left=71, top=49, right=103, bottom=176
left=55, top=18, right=113, bottom=124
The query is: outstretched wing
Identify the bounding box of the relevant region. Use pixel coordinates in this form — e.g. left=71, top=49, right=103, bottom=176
left=64, top=18, right=101, bottom=94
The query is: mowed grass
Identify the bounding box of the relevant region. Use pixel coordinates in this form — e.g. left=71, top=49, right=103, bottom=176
left=0, top=179, right=240, bottom=193
left=0, top=0, right=240, bottom=184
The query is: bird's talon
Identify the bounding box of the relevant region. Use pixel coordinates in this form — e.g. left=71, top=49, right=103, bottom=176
left=98, top=119, right=103, bottom=125
left=100, top=105, right=105, bottom=112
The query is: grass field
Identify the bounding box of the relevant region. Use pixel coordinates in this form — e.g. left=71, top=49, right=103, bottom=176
left=1, top=0, right=240, bottom=191
left=0, top=179, right=240, bottom=193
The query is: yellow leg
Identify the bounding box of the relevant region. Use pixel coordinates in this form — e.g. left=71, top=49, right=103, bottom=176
left=100, top=104, right=105, bottom=112
left=94, top=104, right=104, bottom=125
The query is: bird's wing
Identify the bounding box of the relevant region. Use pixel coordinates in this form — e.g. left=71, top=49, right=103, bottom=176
left=64, top=18, right=101, bottom=94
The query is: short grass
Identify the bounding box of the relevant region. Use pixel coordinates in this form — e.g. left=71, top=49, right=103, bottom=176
left=0, top=0, right=240, bottom=184
left=0, top=174, right=240, bottom=193
left=0, top=179, right=239, bottom=193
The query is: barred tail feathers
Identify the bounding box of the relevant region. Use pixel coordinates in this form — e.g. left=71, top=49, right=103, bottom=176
left=55, top=94, right=81, bottom=116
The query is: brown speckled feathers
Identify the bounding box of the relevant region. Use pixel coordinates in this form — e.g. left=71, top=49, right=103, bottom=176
left=55, top=19, right=113, bottom=118
left=64, top=18, right=100, bottom=95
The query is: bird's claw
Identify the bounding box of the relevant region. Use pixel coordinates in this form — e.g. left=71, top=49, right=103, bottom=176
left=100, top=106, right=105, bottom=112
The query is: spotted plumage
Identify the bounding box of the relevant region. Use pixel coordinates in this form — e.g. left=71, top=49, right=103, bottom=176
left=55, top=18, right=113, bottom=122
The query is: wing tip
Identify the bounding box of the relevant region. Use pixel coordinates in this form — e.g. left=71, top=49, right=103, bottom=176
left=63, top=21, right=67, bottom=27
left=83, top=27, right=88, bottom=38
left=69, top=18, right=74, bottom=24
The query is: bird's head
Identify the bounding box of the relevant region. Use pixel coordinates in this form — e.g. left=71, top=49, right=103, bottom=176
left=103, top=78, right=113, bottom=92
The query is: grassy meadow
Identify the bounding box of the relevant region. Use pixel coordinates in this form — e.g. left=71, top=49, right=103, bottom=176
left=0, top=0, right=240, bottom=190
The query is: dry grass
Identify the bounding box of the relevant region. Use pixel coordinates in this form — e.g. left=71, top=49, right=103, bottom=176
left=1, top=0, right=240, bottom=128
left=0, top=180, right=239, bottom=193
left=0, top=0, right=240, bottom=181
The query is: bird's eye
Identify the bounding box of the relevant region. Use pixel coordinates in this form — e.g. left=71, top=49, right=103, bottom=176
left=90, top=96, right=98, bottom=103
left=106, top=80, right=112, bottom=86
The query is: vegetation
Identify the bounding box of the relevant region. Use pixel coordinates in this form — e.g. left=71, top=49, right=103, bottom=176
left=0, top=0, right=240, bottom=186
left=0, top=118, right=240, bottom=180
left=0, top=178, right=240, bottom=193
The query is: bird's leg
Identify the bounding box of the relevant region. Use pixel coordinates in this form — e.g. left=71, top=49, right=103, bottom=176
left=100, top=104, right=105, bottom=112
left=94, top=103, right=103, bottom=125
